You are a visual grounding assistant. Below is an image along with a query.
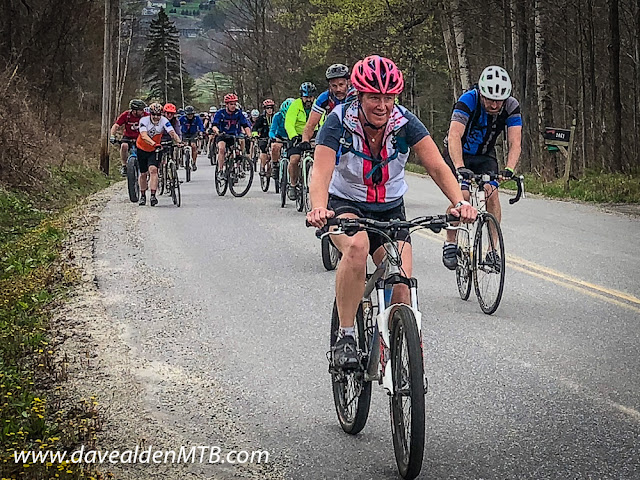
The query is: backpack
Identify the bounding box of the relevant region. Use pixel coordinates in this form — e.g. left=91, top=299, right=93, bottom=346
left=455, top=85, right=511, bottom=152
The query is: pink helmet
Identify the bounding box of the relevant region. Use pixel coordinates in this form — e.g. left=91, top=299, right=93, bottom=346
left=351, top=55, right=404, bottom=95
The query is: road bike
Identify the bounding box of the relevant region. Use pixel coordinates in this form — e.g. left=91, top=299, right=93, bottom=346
left=255, top=139, right=272, bottom=193
left=451, top=173, right=524, bottom=314
left=182, top=140, right=194, bottom=183
left=312, top=214, right=456, bottom=480
left=214, top=135, right=254, bottom=197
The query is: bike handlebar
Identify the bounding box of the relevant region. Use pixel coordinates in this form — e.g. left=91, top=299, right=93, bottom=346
left=306, top=214, right=459, bottom=238
left=457, top=173, right=525, bottom=205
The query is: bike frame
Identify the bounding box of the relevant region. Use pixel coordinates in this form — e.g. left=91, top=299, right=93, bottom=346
left=324, top=232, right=421, bottom=396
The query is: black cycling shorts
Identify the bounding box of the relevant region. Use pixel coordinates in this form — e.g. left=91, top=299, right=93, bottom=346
left=184, top=134, right=199, bottom=143
left=137, top=148, right=161, bottom=174
left=217, top=134, right=235, bottom=149
left=442, top=148, right=499, bottom=190
left=327, top=195, right=411, bottom=257
left=257, top=138, right=269, bottom=153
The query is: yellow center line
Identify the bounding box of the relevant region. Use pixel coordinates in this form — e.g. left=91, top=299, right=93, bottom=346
left=413, top=229, right=640, bottom=314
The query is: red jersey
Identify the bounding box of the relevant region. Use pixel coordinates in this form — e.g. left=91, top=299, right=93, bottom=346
left=115, top=110, right=149, bottom=139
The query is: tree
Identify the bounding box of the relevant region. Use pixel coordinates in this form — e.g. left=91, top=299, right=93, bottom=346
left=143, top=8, right=193, bottom=103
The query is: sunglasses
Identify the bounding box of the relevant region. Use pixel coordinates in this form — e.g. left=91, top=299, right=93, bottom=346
left=151, top=113, right=162, bottom=117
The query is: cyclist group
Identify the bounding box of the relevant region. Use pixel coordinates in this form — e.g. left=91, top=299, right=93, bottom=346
left=110, top=57, right=521, bottom=363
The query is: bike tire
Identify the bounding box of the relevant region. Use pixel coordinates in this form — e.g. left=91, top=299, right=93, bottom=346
left=260, top=165, right=270, bottom=192
left=229, top=155, right=254, bottom=197
left=274, top=163, right=280, bottom=194
left=321, top=236, right=341, bottom=271
left=389, top=305, right=425, bottom=480
left=303, top=160, right=313, bottom=213
left=280, top=159, right=288, bottom=208
left=214, top=161, right=228, bottom=196
left=184, top=148, right=192, bottom=183
left=126, top=155, right=140, bottom=202
left=456, top=227, right=473, bottom=301
left=158, top=164, right=165, bottom=195
left=171, top=163, right=181, bottom=207
left=472, top=213, right=505, bottom=315
left=330, top=300, right=372, bottom=435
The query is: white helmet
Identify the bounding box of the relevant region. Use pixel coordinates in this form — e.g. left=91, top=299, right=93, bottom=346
left=250, top=109, right=260, bottom=118
left=209, top=106, right=217, bottom=113
left=478, top=66, right=512, bottom=100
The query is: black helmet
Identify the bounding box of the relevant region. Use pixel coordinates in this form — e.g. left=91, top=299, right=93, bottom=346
left=129, top=99, right=146, bottom=110
left=325, top=64, right=349, bottom=80
left=185, top=105, right=195, bottom=114
left=300, top=82, right=317, bottom=97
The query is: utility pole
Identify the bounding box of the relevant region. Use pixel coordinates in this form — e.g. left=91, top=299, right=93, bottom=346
left=179, top=40, right=185, bottom=108
left=100, top=0, right=113, bottom=175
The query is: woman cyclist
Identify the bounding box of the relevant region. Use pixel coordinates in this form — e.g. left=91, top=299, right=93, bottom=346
left=307, top=55, right=477, bottom=368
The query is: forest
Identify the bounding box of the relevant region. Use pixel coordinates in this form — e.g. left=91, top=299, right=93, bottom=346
left=1, top=0, right=639, bottom=187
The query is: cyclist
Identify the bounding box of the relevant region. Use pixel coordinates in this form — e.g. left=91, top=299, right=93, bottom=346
left=110, top=99, right=148, bottom=176
left=285, top=82, right=317, bottom=200
left=252, top=99, right=276, bottom=178
left=208, top=106, right=217, bottom=123
left=441, top=65, right=522, bottom=270
left=136, top=103, right=183, bottom=207
left=211, top=93, right=252, bottom=180
left=179, top=105, right=205, bottom=171
left=269, top=98, right=292, bottom=178
left=306, top=55, right=476, bottom=368
left=161, top=103, right=181, bottom=173
left=302, top=63, right=356, bottom=145
left=250, top=109, right=260, bottom=125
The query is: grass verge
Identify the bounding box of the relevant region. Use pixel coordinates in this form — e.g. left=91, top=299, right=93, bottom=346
left=1, top=164, right=117, bottom=479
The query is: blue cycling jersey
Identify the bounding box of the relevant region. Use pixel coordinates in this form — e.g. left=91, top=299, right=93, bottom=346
left=311, top=87, right=357, bottom=115
left=213, top=108, right=251, bottom=135
left=179, top=115, right=205, bottom=137
left=269, top=112, right=288, bottom=140
left=445, top=88, right=522, bottom=156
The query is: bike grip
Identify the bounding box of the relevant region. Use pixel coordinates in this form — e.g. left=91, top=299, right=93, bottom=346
left=509, top=176, right=524, bottom=204
left=445, top=213, right=459, bottom=223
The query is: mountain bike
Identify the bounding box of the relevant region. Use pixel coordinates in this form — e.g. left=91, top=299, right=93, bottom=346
left=311, top=214, right=456, bottom=480
left=208, top=133, right=218, bottom=166
left=279, top=146, right=290, bottom=208
left=451, top=173, right=524, bottom=314
left=295, top=142, right=314, bottom=213
left=214, top=135, right=254, bottom=197
left=321, top=236, right=341, bottom=271
left=158, top=142, right=181, bottom=207
left=157, top=142, right=175, bottom=196
left=183, top=140, right=193, bottom=183
left=271, top=139, right=287, bottom=195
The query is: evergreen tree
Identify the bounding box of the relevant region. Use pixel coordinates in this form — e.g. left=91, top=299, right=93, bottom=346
left=143, top=8, right=193, bottom=104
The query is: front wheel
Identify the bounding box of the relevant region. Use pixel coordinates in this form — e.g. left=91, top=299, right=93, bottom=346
left=330, top=301, right=372, bottom=435
left=472, top=213, right=505, bottom=315
left=126, top=155, right=140, bottom=202
left=389, top=306, right=425, bottom=480
left=170, top=163, right=181, bottom=207
left=279, top=159, right=288, bottom=208
left=303, top=160, right=313, bottom=213
left=229, top=155, right=254, bottom=197
left=184, top=148, right=192, bottom=183
left=260, top=161, right=270, bottom=192
left=456, top=227, right=472, bottom=301
left=214, top=160, right=228, bottom=196
left=321, top=236, right=341, bottom=271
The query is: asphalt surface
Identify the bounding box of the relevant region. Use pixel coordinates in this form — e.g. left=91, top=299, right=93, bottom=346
left=94, top=155, right=640, bottom=480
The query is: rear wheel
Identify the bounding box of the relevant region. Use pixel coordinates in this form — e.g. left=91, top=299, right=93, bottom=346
left=321, top=236, right=341, bottom=271
left=389, top=305, right=425, bottom=480
left=472, top=213, right=505, bottom=315
left=215, top=159, right=228, bottom=196
left=330, top=301, right=372, bottom=435
left=126, top=155, right=140, bottom=203
left=229, top=155, right=254, bottom=197
left=273, top=162, right=280, bottom=194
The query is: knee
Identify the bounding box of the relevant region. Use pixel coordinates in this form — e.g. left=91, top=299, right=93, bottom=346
left=341, top=237, right=369, bottom=267
left=148, top=166, right=158, bottom=175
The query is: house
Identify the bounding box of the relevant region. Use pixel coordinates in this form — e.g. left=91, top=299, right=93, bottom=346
left=142, top=6, right=160, bottom=15
left=149, top=1, right=166, bottom=8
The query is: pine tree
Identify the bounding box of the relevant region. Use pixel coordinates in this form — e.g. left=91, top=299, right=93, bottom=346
left=142, top=8, right=193, bottom=104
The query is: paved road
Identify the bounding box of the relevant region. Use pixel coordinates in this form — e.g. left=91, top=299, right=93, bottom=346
left=94, top=156, right=640, bottom=479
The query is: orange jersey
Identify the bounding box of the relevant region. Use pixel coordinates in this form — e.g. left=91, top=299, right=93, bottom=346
left=136, top=116, right=175, bottom=152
